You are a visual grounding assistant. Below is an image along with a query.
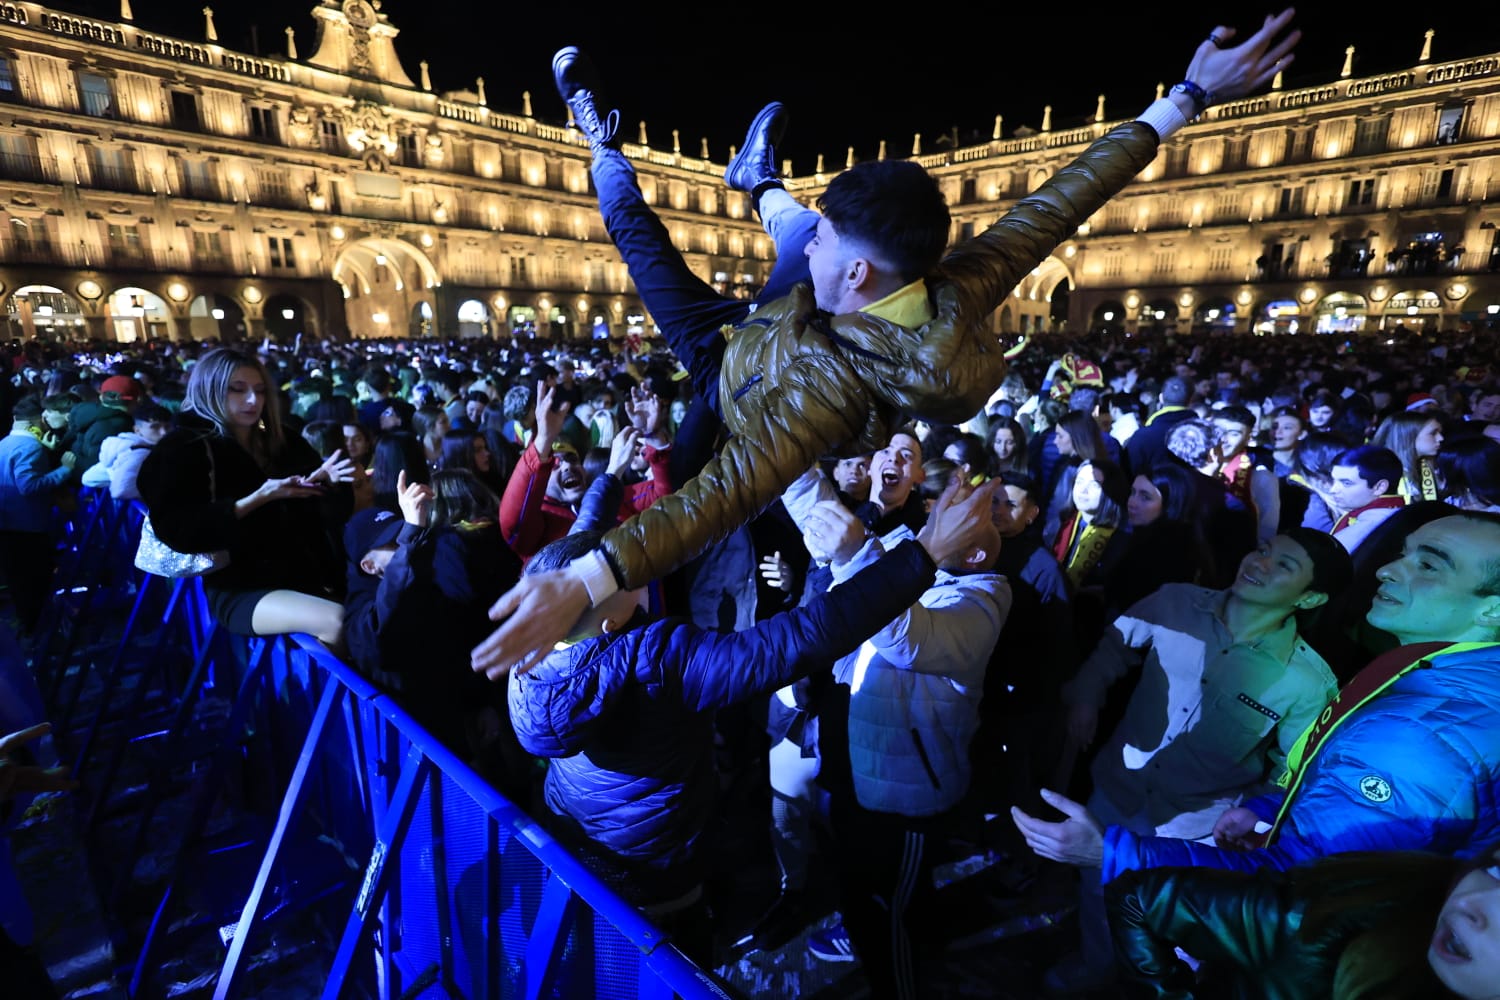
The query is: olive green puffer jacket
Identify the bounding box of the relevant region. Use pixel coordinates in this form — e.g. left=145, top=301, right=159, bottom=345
left=602, top=121, right=1161, bottom=590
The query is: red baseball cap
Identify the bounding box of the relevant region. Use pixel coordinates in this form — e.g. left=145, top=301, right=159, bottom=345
left=99, top=375, right=144, bottom=400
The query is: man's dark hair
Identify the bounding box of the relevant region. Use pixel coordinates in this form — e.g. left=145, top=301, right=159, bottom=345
left=502, top=384, right=534, bottom=421
left=816, top=160, right=950, bottom=284
left=528, top=529, right=605, bottom=575
left=1214, top=404, right=1257, bottom=430
left=1294, top=431, right=1349, bottom=482
left=1160, top=376, right=1193, bottom=407
left=1068, top=387, right=1101, bottom=416
left=430, top=369, right=463, bottom=396
left=133, top=401, right=173, bottom=425
left=361, top=367, right=393, bottom=395
left=1281, top=526, right=1354, bottom=599
left=999, top=469, right=1038, bottom=500
left=1334, top=444, right=1403, bottom=495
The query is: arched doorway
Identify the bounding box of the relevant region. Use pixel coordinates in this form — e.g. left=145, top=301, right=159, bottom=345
left=508, top=305, right=539, bottom=339
left=1048, top=279, right=1071, bottom=333
left=1090, top=299, right=1126, bottom=334
left=1313, top=291, right=1370, bottom=334
left=187, top=293, right=247, bottom=342
left=1382, top=289, right=1443, bottom=333
left=409, top=300, right=435, bottom=338
left=456, top=298, right=491, bottom=339
left=333, top=237, right=439, bottom=339
left=6, top=285, right=86, bottom=341
left=1142, top=298, right=1178, bottom=334
left=264, top=293, right=311, bottom=343
left=1254, top=299, right=1303, bottom=336
left=107, top=286, right=170, bottom=342
left=1192, top=297, right=1237, bottom=333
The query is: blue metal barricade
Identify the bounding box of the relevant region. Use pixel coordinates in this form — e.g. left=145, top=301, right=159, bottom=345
left=34, top=488, right=740, bottom=1000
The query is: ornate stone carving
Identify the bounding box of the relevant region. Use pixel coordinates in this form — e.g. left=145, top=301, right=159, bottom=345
left=286, top=105, right=316, bottom=147
left=341, top=100, right=397, bottom=157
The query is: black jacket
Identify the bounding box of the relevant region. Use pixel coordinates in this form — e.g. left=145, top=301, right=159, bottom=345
left=136, top=411, right=345, bottom=597
left=343, top=519, right=521, bottom=750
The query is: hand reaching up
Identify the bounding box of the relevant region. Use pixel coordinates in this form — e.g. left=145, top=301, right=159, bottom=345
left=1183, top=9, right=1301, bottom=106
left=473, top=569, right=592, bottom=681
left=917, top=476, right=1004, bottom=568
left=533, top=380, right=569, bottom=458
left=396, top=468, right=434, bottom=527
left=625, top=385, right=664, bottom=442
left=311, top=448, right=358, bottom=486
left=607, top=426, right=641, bottom=477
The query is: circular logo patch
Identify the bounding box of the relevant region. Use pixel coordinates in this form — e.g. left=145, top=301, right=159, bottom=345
left=1358, top=774, right=1392, bottom=803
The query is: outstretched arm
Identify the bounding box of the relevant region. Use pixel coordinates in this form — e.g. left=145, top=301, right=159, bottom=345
left=472, top=356, right=874, bottom=678
left=885, top=10, right=1301, bottom=426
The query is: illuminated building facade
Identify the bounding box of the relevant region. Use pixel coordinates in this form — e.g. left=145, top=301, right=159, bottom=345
left=0, top=2, right=1496, bottom=342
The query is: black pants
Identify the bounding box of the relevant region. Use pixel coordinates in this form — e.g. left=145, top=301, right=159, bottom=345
left=830, top=792, right=959, bottom=1000
left=0, top=531, right=55, bottom=635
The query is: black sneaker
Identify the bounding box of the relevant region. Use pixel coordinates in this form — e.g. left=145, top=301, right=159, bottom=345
left=724, top=101, right=788, bottom=194
left=551, top=46, right=619, bottom=151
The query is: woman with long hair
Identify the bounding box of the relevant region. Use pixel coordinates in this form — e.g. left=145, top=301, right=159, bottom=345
left=1437, top=436, right=1500, bottom=513
left=1106, top=462, right=1214, bottom=615
left=987, top=415, right=1030, bottom=479
left=411, top=405, right=451, bottom=470
left=369, top=431, right=430, bottom=513
left=136, top=346, right=356, bottom=646
left=1042, top=410, right=1113, bottom=517
left=1108, top=846, right=1500, bottom=999
left=439, top=427, right=507, bottom=497
left=1372, top=410, right=1446, bottom=503
left=1046, top=457, right=1131, bottom=653
left=341, top=421, right=376, bottom=471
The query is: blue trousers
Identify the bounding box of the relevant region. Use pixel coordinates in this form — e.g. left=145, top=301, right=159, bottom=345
left=590, top=149, right=818, bottom=421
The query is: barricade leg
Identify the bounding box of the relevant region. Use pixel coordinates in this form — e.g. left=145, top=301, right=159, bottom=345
left=322, top=744, right=430, bottom=998
left=127, top=637, right=276, bottom=996
left=213, top=677, right=345, bottom=1000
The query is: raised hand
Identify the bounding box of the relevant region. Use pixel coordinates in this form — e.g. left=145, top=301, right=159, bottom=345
left=396, top=467, right=434, bottom=527
left=310, top=448, right=358, bottom=485
left=917, top=476, right=1004, bottom=568
left=802, top=500, right=869, bottom=567
left=1185, top=8, right=1301, bottom=105
left=1011, top=788, right=1105, bottom=867
left=533, top=380, right=568, bottom=457
left=759, top=550, right=795, bottom=594
left=625, top=385, right=664, bottom=440
left=607, top=425, right=641, bottom=477
left=472, top=570, right=592, bottom=681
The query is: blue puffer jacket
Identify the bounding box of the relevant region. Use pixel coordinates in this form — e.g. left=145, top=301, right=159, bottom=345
left=1103, top=641, right=1500, bottom=884
left=509, top=539, right=938, bottom=892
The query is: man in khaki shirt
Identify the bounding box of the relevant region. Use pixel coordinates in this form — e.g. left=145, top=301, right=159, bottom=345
left=1045, top=527, right=1351, bottom=993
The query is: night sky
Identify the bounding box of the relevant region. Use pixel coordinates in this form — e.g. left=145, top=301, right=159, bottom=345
left=48, top=3, right=1493, bottom=169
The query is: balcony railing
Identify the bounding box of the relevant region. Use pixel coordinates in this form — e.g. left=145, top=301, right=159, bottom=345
left=174, top=175, right=220, bottom=201
left=0, top=150, right=56, bottom=183
left=88, top=162, right=146, bottom=194
left=3, top=237, right=77, bottom=266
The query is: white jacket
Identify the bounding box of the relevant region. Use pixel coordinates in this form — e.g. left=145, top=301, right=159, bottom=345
left=83, top=431, right=153, bottom=500
left=781, top=468, right=1011, bottom=816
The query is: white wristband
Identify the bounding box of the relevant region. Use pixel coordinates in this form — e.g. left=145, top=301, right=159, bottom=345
left=1136, top=97, right=1190, bottom=142
left=569, top=549, right=619, bottom=608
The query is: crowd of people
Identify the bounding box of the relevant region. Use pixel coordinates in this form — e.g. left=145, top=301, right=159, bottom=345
left=7, top=10, right=1500, bottom=999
